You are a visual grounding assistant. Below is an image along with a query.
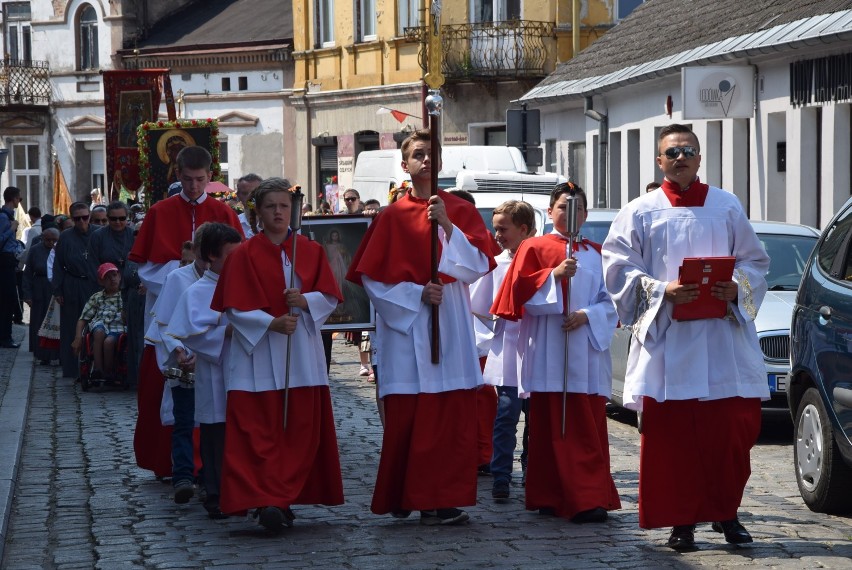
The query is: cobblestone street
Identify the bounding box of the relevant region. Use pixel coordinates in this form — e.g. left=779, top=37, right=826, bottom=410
left=1, top=331, right=851, bottom=569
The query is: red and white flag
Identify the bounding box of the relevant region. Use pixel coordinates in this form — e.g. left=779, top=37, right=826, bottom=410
left=377, top=106, right=418, bottom=123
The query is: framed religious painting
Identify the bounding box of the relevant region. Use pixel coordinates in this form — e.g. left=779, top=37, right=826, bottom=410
left=301, top=214, right=375, bottom=332
left=136, top=118, right=222, bottom=206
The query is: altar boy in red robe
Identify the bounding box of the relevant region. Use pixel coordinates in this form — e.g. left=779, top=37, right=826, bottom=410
left=212, top=177, right=343, bottom=533
left=347, top=129, right=497, bottom=526
left=492, top=183, right=621, bottom=522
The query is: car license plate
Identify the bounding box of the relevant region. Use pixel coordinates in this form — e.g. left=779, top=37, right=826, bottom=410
left=768, top=373, right=788, bottom=393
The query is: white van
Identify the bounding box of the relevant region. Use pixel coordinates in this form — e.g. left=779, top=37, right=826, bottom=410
left=351, top=146, right=531, bottom=205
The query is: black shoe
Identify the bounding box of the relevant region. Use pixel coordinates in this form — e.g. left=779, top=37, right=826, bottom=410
left=570, top=507, right=608, bottom=524
left=538, top=507, right=556, bottom=516
left=667, top=525, right=697, bottom=551
left=419, top=508, right=470, bottom=526
left=477, top=463, right=491, bottom=476
left=492, top=481, right=510, bottom=500
left=206, top=507, right=230, bottom=520
left=173, top=480, right=195, bottom=504
left=0, top=340, right=20, bottom=349
left=391, top=510, right=412, bottom=519
left=712, top=519, right=753, bottom=544
left=258, top=506, right=285, bottom=531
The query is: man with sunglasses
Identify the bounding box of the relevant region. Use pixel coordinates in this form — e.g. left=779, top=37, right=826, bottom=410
left=52, top=202, right=100, bottom=377
left=602, top=124, right=769, bottom=551
left=89, top=205, right=109, bottom=228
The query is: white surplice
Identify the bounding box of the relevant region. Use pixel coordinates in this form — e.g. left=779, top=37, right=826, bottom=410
left=363, top=224, right=491, bottom=398
left=166, top=271, right=229, bottom=424
left=601, top=186, right=771, bottom=410
left=515, top=235, right=617, bottom=398
left=225, top=252, right=337, bottom=393
left=469, top=250, right=522, bottom=388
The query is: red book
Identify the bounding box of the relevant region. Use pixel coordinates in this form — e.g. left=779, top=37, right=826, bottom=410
left=672, top=256, right=736, bottom=321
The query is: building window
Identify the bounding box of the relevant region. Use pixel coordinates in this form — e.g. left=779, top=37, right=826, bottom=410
left=219, top=140, right=229, bottom=185
left=78, top=5, right=99, bottom=70
left=316, top=0, right=334, bottom=47
left=358, top=0, right=377, bottom=41
left=617, top=0, right=644, bottom=20
left=471, top=0, right=520, bottom=22
left=545, top=139, right=557, bottom=173
left=238, top=76, right=248, bottom=91
left=222, top=77, right=231, bottom=91
left=4, top=3, right=32, bottom=63
left=11, top=143, right=39, bottom=210
left=398, top=0, right=418, bottom=36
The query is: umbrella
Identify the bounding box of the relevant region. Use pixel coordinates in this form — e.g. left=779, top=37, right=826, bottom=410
left=205, top=181, right=232, bottom=194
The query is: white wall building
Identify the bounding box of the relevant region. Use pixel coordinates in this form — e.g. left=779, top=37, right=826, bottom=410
left=521, top=0, right=852, bottom=229
left=0, top=0, right=293, bottom=213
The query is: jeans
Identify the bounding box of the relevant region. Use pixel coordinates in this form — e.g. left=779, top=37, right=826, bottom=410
left=171, top=385, right=195, bottom=485
left=490, top=385, right=523, bottom=485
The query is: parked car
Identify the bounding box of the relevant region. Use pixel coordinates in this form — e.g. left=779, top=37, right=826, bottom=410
left=606, top=219, right=819, bottom=412
left=788, top=196, right=852, bottom=513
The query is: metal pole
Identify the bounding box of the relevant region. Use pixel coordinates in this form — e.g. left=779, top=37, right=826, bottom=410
left=426, top=90, right=443, bottom=364
left=561, top=194, right=579, bottom=438
left=283, top=186, right=304, bottom=430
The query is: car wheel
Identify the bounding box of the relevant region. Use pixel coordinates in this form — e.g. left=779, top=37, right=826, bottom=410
left=794, top=387, right=852, bottom=513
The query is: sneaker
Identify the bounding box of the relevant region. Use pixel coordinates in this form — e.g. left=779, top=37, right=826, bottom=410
left=391, top=510, right=412, bottom=519
left=359, top=365, right=371, bottom=376
left=420, top=508, right=470, bottom=526
left=492, top=481, right=510, bottom=500
left=173, top=480, right=195, bottom=504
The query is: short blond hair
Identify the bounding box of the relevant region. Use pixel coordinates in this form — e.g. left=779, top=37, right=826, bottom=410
left=493, top=200, right=536, bottom=236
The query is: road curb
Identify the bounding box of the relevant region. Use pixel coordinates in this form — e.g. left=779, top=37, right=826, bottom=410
left=0, top=328, right=32, bottom=564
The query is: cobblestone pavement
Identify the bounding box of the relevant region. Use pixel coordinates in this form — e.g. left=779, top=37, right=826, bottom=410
left=2, top=335, right=852, bottom=569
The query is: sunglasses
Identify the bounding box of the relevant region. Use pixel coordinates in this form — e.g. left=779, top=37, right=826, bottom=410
left=108, top=216, right=127, bottom=222
left=344, top=197, right=358, bottom=203
left=72, top=215, right=89, bottom=221
left=662, top=146, right=698, bottom=160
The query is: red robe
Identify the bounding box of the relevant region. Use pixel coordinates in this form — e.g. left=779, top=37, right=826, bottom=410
left=491, top=234, right=600, bottom=321
left=129, top=194, right=243, bottom=263
left=212, top=232, right=344, bottom=514
left=347, top=189, right=498, bottom=286
left=130, top=194, right=242, bottom=478
left=347, top=190, right=497, bottom=515
left=490, top=232, right=620, bottom=519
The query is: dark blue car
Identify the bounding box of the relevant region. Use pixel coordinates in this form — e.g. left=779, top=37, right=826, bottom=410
left=789, top=196, right=852, bottom=514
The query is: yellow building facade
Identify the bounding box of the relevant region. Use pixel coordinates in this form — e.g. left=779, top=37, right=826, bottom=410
left=289, top=0, right=626, bottom=207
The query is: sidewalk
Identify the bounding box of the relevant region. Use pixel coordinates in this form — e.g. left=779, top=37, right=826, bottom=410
left=0, top=322, right=30, bottom=565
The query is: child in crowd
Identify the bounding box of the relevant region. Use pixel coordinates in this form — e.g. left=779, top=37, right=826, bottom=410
left=71, top=262, right=126, bottom=383
left=469, top=200, right=537, bottom=500
left=166, top=223, right=243, bottom=519
left=492, top=183, right=621, bottom=523
left=149, top=226, right=210, bottom=504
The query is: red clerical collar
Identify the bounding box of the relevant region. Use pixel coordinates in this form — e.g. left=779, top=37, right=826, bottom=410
left=660, top=177, right=709, bottom=207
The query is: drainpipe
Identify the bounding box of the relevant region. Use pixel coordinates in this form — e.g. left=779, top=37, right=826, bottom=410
left=303, top=86, right=313, bottom=203
left=572, top=0, right=580, bottom=57
left=584, top=96, right=608, bottom=208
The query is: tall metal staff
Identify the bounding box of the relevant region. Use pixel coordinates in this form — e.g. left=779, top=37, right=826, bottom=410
left=561, top=194, right=580, bottom=438
left=283, top=185, right=304, bottom=430
left=425, top=0, right=444, bottom=364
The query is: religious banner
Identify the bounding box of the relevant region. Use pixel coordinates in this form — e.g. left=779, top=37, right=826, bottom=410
left=137, top=118, right=221, bottom=206
left=103, top=69, right=173, bottom=202
left=301, top=214, right=375, bottom=331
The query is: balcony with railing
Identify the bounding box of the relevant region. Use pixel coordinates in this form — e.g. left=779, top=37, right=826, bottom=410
left=406, top=20, right=556, bottom=82
left=0, top=59, right=51, bottom=107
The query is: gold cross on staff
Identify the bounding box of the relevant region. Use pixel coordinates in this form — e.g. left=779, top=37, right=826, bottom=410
left=424, top=0, right=444, bottom=89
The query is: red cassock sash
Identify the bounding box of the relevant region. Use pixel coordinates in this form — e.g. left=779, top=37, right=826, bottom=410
left=491, top=234, right=600, bottom=321
left=129, top=195, right=244, bottom=264
left=211, top=231, right=342, bottom=316
left=346, top=190, right=498, bottom=286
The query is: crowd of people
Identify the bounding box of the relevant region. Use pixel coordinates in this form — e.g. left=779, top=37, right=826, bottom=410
left=0, top=123, right=771, bottom=550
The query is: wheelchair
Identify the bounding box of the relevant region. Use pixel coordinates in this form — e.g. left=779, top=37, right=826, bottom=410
left=78, top=324, right=130, bottom=391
